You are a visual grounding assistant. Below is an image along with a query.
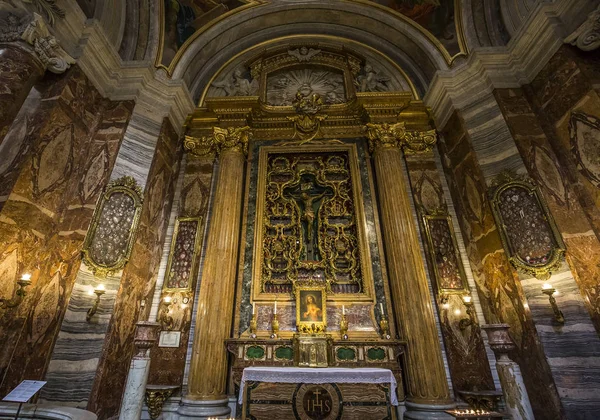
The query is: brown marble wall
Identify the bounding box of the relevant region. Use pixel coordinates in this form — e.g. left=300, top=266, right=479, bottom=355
left=147, top=154, right=214, bottom=387
left=0, top=45, right=44, bottom=145
left=518, top=45, right=600, bottom=332
left=494, top=87, right=600, bottom=334
left=87, top=118, right=182, bottom=419
left=0, top=66, right=134, bottom=394
left=404, top=153, right=495, bottom=396
left=438, top=112, right=564, bottom=419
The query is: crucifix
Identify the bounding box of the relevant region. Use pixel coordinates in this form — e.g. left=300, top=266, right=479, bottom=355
left=284, top=177, right=333, bottom=261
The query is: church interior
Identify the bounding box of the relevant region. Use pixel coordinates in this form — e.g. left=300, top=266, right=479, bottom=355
left=1, top=0, right=600, bottom=419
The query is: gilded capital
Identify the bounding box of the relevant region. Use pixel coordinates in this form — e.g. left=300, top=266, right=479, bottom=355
left=364, top=122, right=407, bottom=153
left=402, top=129, right=437, bottom=154
left=184, top=126, right=251, bottom=157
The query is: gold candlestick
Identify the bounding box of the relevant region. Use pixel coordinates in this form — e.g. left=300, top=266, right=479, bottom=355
left=379, top=315, right=390, bottom=339
left=271, top=313, right=279, bottom=338
left=249, top=313, right=258, bottom=338
left=340, top=313, right=348, bottom=339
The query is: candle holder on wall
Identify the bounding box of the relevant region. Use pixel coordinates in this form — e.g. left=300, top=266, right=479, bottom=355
left=459, top=295, right=476, bottom=330
left=86, top=284, right=106, bottom=322
left=0, top=274, right=32, bottom=309
left=541, top=283, right=565, bottom=324
left=158, top=295, right=175, bottom=330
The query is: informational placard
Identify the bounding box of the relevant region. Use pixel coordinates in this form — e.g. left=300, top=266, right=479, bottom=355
left=2, top=380, right=46, bottom=403
left=159, top=330, right=181, bottom=348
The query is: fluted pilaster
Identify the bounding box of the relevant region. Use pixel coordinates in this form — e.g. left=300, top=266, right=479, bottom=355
left=365, top=123, right=451, bottom=408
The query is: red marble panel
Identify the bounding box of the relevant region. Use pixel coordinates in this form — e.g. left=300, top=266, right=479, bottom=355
left=0, top=66, right=133, bottom=394
left=87, top=118, right=182, bottom=419
left=148, top=155, right=214, bottom=387
left=404, top=154, right=495, bottom=396
left=438, top=112, right=563, bottom=420
left=494, top=87, right=600, bottom=333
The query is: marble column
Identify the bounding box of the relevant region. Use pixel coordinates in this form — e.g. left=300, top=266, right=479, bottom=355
left=180, top=126, right=250, bottom=417
left=482, top=324, right=534, bottom=420
left=118, top=321, right=160, bottom=420
left=366, top=123, right=453, bottom=418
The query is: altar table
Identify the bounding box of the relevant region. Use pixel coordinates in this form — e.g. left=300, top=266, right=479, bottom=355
left=240, top=367, right=399, bottom=420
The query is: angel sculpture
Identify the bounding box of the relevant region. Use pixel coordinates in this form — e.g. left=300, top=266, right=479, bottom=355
left=288, top=46, right=321, bottom=62
left=212, top=68, right=258, bottom=96
left=355, top=64, right=391, bottom=92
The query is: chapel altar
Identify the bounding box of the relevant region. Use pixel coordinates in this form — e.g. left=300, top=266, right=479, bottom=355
left=177, top=44, right=453, bottom=419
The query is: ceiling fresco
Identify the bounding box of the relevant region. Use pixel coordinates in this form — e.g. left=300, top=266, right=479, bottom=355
left=157, top=0, right=465, bottom=71
left=369, top=0, right=461, bottom=56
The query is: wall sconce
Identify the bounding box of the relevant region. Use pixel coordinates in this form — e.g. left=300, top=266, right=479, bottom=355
left=159, top=295, right=175, bottom=330
left=0, top=274, right=32, bottom=309
left=541, top=283, right=565, bottom=324
left=459, top=295, right=475, bottom=330
left=439, top=294, right=450, bottom=311
left=86, top=284, right=106, bottom=322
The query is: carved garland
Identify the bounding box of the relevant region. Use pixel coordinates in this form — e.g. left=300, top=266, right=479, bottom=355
left=489, top=175, right=565, bottom=280
left=82, top=176, right=143, bottom=277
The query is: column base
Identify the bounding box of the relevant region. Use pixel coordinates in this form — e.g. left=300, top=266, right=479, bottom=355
left=403, top=400, right=456, bottom=419
left=177, top=397, right=231, bottom=419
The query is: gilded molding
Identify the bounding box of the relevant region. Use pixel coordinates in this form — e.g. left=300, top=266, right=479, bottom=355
left=364, top=122, right=437, bottom=154
left=184, top=126, right=251, bottom=157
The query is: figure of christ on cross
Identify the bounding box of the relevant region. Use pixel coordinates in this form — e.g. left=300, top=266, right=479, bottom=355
left=284, top=177, right=333, bottom=261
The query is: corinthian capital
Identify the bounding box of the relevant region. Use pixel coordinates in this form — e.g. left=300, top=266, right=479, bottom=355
left=364, top=122, right=407, bottom=152
left=365, top=123, right=437, bottom=154
left=184, top=126, right=251, bottom=157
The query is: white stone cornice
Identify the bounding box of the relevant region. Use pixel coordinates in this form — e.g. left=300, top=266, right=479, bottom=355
left=424, top=0, right=597, bottom=129
left=75, top=20, right=194, bottom=135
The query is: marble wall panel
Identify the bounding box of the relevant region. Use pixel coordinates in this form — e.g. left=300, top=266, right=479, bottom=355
left=147, top=154, right=214, bottom=387
left=0, top=66, right=133, bottom=395
left=495, top=87, right=600, bottom=333
left=438, top=112, right=564, bottom=419
left=0, top=45, right=43, bottom=145
left=404, top=153, right=496, bottom=396
left=86, top=118, right=182, bottom=419
left=526, top=45, right=600, bottom=240
left=494, top=87, right=600, bottom=418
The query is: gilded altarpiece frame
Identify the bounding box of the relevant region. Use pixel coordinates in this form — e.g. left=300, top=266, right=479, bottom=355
left=252, top=144, right=375, bottom=304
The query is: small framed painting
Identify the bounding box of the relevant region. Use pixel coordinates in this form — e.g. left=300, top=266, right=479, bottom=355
left=296, top=285, right=327, bottom=334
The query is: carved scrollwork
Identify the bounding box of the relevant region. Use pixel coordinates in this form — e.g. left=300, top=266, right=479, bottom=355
left=565, top=4, right=600, bottom=51
left=184, top=126, right=251, bottom=157
left=82, top=176, right=143, bottom=277
left=490, top=172, right=566, bottom=280
left=365, top=122, right=437, bottom=154
left=0, top=12, right=74, bottom=73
